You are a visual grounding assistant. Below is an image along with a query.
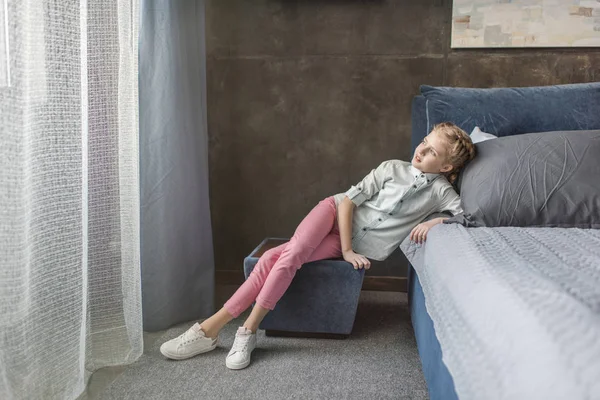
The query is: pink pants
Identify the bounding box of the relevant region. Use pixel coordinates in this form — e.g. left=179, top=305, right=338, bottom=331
left=223, top=196, right=343, bottom=318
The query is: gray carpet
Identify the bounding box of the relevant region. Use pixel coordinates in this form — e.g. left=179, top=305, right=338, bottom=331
left=99, top=291, right=428, bottom=400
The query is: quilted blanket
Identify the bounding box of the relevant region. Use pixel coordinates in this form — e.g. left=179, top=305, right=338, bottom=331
left=400, top=224, right=600, bottom=400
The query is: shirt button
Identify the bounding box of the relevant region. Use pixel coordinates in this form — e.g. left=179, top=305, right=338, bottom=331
left=388, top=212, right=393, bottom=215
left=362, top=228, right=367, bottom=231
left=378, top=218, right=382, bottom=221
left=413, top=185, right=417, bottom=189
left=400, top=199, right=403, bottom=203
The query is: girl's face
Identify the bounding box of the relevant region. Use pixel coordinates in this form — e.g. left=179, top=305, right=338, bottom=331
left=411, top=130, right=454, bottom=174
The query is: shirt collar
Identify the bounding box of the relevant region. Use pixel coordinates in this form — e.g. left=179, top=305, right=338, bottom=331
left=410, top=165, right=439, bottom=182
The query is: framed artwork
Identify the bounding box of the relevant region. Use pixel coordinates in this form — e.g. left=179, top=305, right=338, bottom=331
left=452, top=0, right=600, bottom=48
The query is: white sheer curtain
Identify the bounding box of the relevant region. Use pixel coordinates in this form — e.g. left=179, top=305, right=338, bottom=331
left=0, top=1, right=142, bottom=399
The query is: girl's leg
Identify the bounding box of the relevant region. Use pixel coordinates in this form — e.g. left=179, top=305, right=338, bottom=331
left=225, top=222, right=342, bottom=370
left=254, top=197, right=342, bottom=312
left=243, top=231, right=342, bottom=332
left=203, top=197, right=341, bottom=336
left=160, top=197, right=342, bottom=361
left=199, top=242, right=287, bottom=338
left=197, top=308, right=235, bottom=339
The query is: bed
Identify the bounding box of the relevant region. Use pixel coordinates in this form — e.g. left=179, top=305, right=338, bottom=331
left=403, top=83, right=600, bottom=400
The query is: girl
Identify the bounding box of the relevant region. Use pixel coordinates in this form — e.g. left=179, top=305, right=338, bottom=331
left=160, top=122, right=476, bottom=369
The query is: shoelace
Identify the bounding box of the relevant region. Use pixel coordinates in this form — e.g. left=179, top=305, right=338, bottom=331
left=178, top=328, right=201, bottom=345
left=231, top=333, right=251, bottom=352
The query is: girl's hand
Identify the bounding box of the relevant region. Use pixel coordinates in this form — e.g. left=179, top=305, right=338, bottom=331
left=410, top=220, right=436, bottom=244
left=342, top=250, right=371, bottom=270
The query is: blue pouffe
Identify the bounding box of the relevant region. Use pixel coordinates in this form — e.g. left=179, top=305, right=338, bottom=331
left=243, top=238, right=365, bottom=338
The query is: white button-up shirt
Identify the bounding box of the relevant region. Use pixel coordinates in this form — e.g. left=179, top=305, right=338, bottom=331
left=333, top=160, right=462, bottom=261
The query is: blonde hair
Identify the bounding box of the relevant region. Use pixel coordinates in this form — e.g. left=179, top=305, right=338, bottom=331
left=432, top=122, right=476, bottom=184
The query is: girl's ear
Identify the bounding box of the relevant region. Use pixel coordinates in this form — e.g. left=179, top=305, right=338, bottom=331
left=440, top=164, right=454, bottom=173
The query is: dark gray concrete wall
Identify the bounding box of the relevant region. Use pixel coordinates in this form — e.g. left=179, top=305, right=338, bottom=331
left=206, top=0, right=600, bottom=277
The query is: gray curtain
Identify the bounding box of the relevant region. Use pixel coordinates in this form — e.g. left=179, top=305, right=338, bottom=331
left=139, top=0, right=214, bottom=332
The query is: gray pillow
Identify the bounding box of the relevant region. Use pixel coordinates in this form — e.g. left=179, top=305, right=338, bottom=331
left=447, top=130, right=600, bottom=228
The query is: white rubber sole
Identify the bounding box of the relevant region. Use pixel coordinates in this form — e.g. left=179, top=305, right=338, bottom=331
left=225, top=356, right=251, bottom=370
left=160, top=339, right=218, bottom=360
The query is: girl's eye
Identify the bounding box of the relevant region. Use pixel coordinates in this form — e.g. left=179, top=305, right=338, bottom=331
left=430, top=150, right=435, bottom=155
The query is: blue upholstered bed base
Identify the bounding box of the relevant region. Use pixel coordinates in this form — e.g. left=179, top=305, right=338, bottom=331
left=408, top=265, right=458, bottom=400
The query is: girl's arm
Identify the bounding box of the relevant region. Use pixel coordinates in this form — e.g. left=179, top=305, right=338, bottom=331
left=410, top=184, right=462, bottom=244
left=409, top=217, right=448, bottom=244
left=424, top=217, right=448, bottom=226
left=337, top=196, right=356, bottom=253
left=337, top=196, right=371, bottom=269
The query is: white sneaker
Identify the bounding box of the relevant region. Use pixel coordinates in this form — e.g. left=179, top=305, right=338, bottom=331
left=225, top=327, right=257, bottom=370
left=160, top=322, right=218, bottom=360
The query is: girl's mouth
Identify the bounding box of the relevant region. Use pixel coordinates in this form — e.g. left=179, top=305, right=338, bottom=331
left=415, top=155, right=421, bottom=162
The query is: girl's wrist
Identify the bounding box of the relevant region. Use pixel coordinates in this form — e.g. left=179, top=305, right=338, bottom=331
left=432, top=217, right=448, bottom=225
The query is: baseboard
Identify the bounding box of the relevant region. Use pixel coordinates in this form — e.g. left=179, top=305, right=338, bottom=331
left=215, top=270, right=407, bottom=292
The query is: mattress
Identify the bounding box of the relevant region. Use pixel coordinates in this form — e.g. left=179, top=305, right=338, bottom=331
left=400, top=224, right=600, bottom=400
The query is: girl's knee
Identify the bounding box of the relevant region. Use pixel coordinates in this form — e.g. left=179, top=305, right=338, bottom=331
left=260, top=247, right=280, bottom=263
left=252, top=248, right=280, bottom=274
left=283, top=240, right=313, bottom=259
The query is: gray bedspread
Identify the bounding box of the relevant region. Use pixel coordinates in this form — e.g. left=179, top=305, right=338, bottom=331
left=400, top=224, right=600, bottom=400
